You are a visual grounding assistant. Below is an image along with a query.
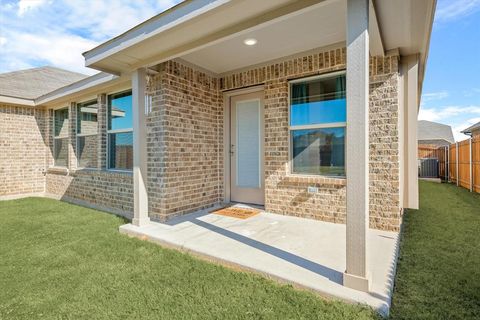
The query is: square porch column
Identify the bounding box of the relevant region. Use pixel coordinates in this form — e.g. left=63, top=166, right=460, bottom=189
left=343, top=0, right=370, bottom=292
left=132, top=68, right=150, bottom=226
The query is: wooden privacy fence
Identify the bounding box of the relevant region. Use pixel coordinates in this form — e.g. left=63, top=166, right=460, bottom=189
left=418, top=145, right=443, bottom=159
left=439, top=136, right=480, bottom=193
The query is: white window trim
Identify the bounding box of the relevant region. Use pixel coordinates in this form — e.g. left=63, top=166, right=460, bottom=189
left=76, top=100, right=99, bottom=169
left=53, top=107, right=69, bottom=168
left=288, top=70, right=347, bottom=178
left=107, top=90, right=133, bottom=171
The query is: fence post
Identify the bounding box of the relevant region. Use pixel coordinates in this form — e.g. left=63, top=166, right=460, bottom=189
left=456, top=142, right=459, bottom=186
left=446, top=145, right=449, bottom=182
left=470, top=138, right=473, bottom=192
left=444, top=146, right=447, bottom=181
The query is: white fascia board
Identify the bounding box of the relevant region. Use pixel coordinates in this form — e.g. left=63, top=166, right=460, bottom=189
left=0, top=95, right=35, bottom=106
left=369, top=0, right=384, bottom=56
left=417, top=0, right=437, bottom=104
left=83, top=0, right=230, bottom=67
left=35, top=72, right=120, bottom=106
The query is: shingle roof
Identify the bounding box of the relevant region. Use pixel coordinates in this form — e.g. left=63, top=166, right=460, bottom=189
left=418, top=120, right=455, bottom=144
left=0, top=66, right=88, bottom=100
left=461, top=121, right=480, bottom=135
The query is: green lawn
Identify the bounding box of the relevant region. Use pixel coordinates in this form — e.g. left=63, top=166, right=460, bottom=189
left=389, top=181, right=480, bottom=320
left=0, top=181, right=478, bottom=319
left=0, top=197, right=377, bottom=320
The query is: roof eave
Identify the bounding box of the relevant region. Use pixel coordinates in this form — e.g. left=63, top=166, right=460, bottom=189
left=82, top=0, right=229, bottom=68
left=418, top=0, right=437, bottom=103
left=0, top=95, right=35, bottom=106
left=35, top=72, right=122, bottom=106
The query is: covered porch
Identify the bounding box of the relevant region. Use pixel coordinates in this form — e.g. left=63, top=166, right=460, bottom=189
left=125, top=0, right=379, bottom=295
left=120, top=206, right=399, bottom=315
left=80, top=0, right=434, bottom=314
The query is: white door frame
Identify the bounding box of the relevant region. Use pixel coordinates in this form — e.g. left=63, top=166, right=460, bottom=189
left=222, top=85, right=264, bottom=204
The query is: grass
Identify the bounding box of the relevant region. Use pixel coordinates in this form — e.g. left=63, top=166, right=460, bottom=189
left=1, top=181, right=478, bottom=319
left=0, top=197, right=377, bottom=320
left=389, top=181, right=480, bottom=319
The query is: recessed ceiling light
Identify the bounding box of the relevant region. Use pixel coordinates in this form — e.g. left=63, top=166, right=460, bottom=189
left=243, top=38, right=257, bottom=46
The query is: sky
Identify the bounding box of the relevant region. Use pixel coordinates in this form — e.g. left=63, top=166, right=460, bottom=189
left=0, top=0, right=479, bottom=141
left=0, top=0, right=182, bottom=73
left=419, top=0, right=480, bottom=141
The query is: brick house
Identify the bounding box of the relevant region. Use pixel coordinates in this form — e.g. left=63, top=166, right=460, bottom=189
left=417, top=120, right=455, bottom=159
left=0, top=0, right=435, bottom=294
left=461, top=121, right=480, bottom=138
left=418, top=120, right=455, bottom=147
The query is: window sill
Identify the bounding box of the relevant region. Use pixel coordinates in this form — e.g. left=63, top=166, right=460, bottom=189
left=284, top=173, right=346, bottom=186
left=71, top=168, right=133, bottom=176
left=106, top=168, right=133, bottom=175
left=47, top=166, right=69, bottom=175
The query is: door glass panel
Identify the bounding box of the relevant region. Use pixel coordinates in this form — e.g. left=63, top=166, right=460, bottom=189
left=236, top=99, right=260, bottom=188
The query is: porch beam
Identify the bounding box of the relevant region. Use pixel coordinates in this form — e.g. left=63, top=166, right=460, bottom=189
left=344, top=0, right=370, bottom=292
left=132, top=68, right=150, bottom=226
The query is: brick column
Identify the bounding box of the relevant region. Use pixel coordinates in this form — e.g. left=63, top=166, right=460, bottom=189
left=97, top=94, right=107, bottom=170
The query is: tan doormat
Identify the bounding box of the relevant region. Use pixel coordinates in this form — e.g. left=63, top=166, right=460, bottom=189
left=210, top=206, right=261, bottom=219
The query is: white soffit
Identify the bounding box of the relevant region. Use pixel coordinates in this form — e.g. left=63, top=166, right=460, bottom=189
left=374, top=0, right=435, bottom=56
left=181, top=0, right=346, bottom=73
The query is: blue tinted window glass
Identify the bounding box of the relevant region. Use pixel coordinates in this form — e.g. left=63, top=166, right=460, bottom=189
left=291, top=127, right=345, bottom=176
left=290, top=74, right=346, bottom=126
left=108, top=91, right=132, bottom=130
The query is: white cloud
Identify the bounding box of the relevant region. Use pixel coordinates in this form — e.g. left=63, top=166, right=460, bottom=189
left=421, top=91, right=449, bottom=105
left=435, top=0, right=480, bottom=22
left=466, top=117, right=480, bottom=125
left=419, top=106, right=480, bottom=142
left=463, top=88, right=480, bottom=97
left=452, top=125, right=470, bottom=142
left=418, top=105, right=480, bottom=122
left=17, top=0, right=48, bottom=16
left=0, top=0, right=182, bottom=74
left=2, top=31, right=99, bottom=75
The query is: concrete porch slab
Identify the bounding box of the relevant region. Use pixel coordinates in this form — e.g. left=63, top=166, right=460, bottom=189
left=119, top=205, right=399, bottom=316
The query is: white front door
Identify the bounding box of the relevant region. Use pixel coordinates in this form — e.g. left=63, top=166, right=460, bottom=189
left=230, top=91, right=265, bottom=205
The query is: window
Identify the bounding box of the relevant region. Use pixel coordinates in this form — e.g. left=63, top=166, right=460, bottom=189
left=289, top=72, right=346, bottom=177
left=53, top=108, right=69, bottom=167
left=108, top=90, right=133, bottom=170
left=77, top=100, right=98, bottom=168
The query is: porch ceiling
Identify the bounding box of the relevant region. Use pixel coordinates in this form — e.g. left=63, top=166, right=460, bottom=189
left=181, top=0, right=346, bottom=74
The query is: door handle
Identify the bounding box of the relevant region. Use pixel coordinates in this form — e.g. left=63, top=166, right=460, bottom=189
left=230, top=144, right=235, bottom=156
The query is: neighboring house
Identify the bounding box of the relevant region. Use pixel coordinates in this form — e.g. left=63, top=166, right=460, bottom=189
left=461, top=121, right=480, bottom=138
left=0, top=0, right=435, bottom=293
left=418, top=120, right=455, bottom=147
